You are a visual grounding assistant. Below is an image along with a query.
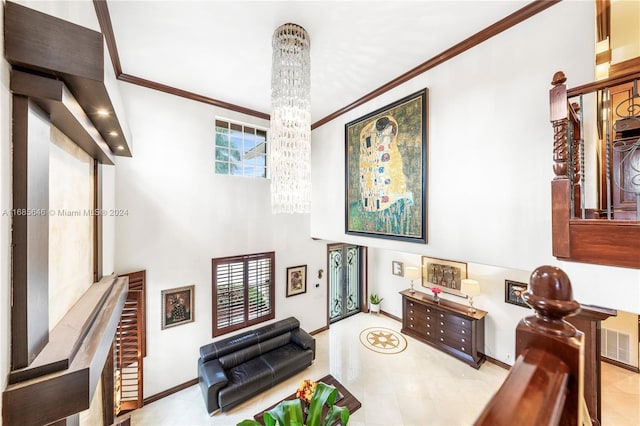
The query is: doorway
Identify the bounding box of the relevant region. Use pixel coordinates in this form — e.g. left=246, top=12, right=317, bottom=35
left=328, top=244, right=363, bottom=323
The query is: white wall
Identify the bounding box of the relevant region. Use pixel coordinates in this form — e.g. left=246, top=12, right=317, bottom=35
left=1, top=2, right=13, bottom=420
left=312, top=1, right=640, bottom=365
left=114, top=83, right=328, bottom=397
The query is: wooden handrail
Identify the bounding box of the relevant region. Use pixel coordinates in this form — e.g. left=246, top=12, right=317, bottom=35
left=475, top=265, right=585, bottom=426
left=475, top=348, right=570, bottom=425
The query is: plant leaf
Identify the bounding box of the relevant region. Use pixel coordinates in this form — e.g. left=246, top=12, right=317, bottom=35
left=264, top=399, right=304, bottom=426
left=236, top=420, right=262, bottom=426
left=322, top=405, right=350, bottom=426
left=307, top=382, right=339, bottom=426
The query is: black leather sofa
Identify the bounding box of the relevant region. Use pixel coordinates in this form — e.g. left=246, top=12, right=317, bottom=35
left=198, top=317, right=316, bottom=414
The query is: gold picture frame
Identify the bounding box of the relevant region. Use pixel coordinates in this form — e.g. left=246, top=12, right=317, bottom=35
left=421, top=257, right=467, bottom=297
left=161, top=285, right=195, bottom=329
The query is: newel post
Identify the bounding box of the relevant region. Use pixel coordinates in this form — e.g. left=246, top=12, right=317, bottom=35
left=550, top=71, right=571, bottom=257
left=517, top=265, right=584, bottom=425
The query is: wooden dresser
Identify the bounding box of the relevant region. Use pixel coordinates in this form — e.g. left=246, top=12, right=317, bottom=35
left=400, top=289, right=487, bottom=368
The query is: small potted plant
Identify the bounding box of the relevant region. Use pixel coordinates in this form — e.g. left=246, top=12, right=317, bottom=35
left=369, top=293, right=383, bottom=314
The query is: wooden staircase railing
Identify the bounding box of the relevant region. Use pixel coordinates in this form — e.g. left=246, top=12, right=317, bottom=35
left=550, top=71, right=640, bottom=269
left=475, top=265, right=585, bottom=426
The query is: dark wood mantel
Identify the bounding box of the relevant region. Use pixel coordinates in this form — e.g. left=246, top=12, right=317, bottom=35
left=2, top=276, right=128, bottom=426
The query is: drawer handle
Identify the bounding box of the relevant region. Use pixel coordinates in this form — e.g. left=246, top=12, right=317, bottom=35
left=440, top=329, right=444, bottom=334
left=426, top=324, right=431, bottom=328
left=427, top=308, right=431, bottom=312
left=461, top=338, right=466, bottom=343
left=461, top=321, right=466, bottom=326
left=440, top=337, right=444, bottom=342
left=440, top=321, right=444, bottom=326
left=410, top=302, right=414, bottom=306
left=410, top=317, right=414, bottom=321
left=461, top=330, right=466, bottom=334
left=440, top=314, right=444, bottom=318
left=461, top=347, right=466, bottom=351
left=427, top=331, right=431, bottom=336
left=410, top=324, right=414, bottom=328
left=410, top=310, right=414, bottom=314
left=427, top=316, right=431, bottom=321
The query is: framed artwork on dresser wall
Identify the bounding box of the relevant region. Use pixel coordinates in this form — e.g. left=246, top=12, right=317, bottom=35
left=345, top=89, right=428, bottom=243
left=421, top=256, right=467, bottom=297
left=505, top=280, right=530, bottom=308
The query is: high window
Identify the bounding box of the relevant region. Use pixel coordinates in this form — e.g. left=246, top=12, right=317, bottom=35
left=214, top=119, right=267, bottom=177
left=212, top=252, right=275, bottom=337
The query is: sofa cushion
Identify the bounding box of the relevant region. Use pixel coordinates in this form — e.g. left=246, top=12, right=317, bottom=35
left=254, top=317, right=300, bottom=342
left=261, top=343, right=314, bottom=382
left=258, top=331, right=291, bottom=354
left=218, top=356, right=273, bottom=409
left=218, top=342, right=262, bottom=370
left=200, top=330, right=260, bottom=363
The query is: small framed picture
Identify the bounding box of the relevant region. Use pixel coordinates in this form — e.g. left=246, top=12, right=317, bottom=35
left=161, top=285, right=195, bottom=329
left=286, top=265, right=307, bottom=297
left=392, top=261, right=404, bottom=277
left=505, top=280, right=530, bottom=308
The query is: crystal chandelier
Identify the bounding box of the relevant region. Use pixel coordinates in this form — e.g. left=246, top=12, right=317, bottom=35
left=270, top=23, right=311, bottom=213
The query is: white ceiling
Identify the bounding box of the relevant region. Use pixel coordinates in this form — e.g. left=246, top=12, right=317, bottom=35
left=107, top=1, right=530, bottom=123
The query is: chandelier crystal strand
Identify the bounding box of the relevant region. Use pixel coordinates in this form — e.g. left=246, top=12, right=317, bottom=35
left=271, top=23, right=311, bottom=214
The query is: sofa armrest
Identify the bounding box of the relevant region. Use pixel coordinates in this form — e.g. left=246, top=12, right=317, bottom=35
left=291, top=328, right=316, bottom=359
left=198, top=358, right=229, bottom=414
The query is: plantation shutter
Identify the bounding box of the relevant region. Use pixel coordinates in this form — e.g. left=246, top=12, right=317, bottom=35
left=212, top=252, right=275, bottom=337
left=114, top=270, right=146, bottom=414
left=115, top=289, right=144, bottom=413
left=124, top=270, right=146, bottom=357
left=215, top=260, right=246, bottom=329
left=247, top=256, right=272, bottom=320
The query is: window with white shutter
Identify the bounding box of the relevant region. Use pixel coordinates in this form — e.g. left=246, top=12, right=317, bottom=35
left=212, top=252, right=275, bottom=337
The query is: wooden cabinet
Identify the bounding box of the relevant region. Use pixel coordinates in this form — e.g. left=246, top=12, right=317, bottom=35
left=400, top=289, right=487, bottom=368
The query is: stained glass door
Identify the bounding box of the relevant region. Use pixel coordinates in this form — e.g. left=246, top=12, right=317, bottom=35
left=328, top=244, right=361, bottom=323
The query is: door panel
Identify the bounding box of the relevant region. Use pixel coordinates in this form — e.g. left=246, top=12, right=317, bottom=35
left=329, top=244, right=361, bottom=323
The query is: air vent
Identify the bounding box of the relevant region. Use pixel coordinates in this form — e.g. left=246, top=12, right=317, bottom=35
left=601, top=327, right=631, bottom=365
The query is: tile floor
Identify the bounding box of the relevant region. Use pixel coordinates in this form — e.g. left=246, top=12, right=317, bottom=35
left=129, top=313, right=639, bottom=425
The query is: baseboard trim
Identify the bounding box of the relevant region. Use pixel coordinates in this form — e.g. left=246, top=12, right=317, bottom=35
left=484, top=354, right=511, bottom=370
left=143, top=378, right=199, bottom=406
left=380, top=310, right=402, bottom=322
left=310, top=325, right=329, bottom=335
left=602, top=356, right=640, bottom=373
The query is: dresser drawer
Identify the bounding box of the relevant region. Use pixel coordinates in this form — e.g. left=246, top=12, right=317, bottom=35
left=436, top=335, right=472, bottom=353
left=443, top=314, right=472, bottom=330
left=405, top=314, right=427, bottom=328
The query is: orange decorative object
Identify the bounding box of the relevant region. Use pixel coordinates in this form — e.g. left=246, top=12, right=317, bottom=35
left=295, top=379, right=317, bottom=403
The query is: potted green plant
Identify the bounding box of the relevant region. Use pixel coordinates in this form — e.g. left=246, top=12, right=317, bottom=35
left=369, top=293, right=383, bottom=314
left=238, top=381, right=350, bottom=426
